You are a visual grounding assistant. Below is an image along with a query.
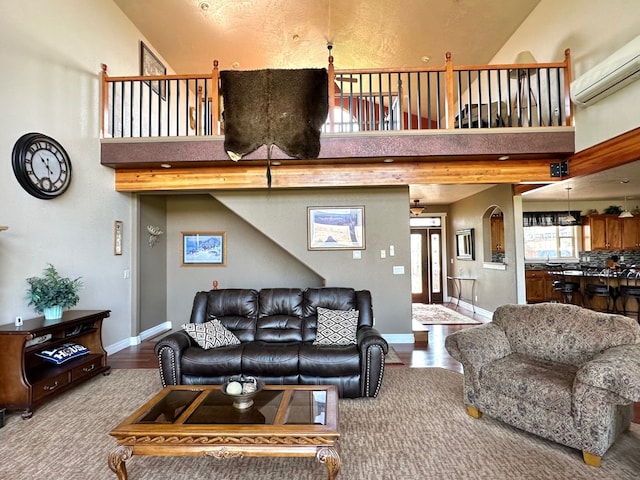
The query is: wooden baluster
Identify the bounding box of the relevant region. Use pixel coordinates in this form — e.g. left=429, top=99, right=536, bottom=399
left=444, top=52, right=455, bottom=130
left=100, top=64, right=109, bottom=139
left=211, top=60, right=220, bottom=135
left=563, top=48, right=573, bottom=127
left=327, top=48, right=335, bottom=133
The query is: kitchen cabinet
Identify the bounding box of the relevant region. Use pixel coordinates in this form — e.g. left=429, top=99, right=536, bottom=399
left=583, top=214, right=622, bottom=251
left=525, top=270, right=551, bottom=303
left=490, top=214, right=505, bottom=254
left=621, top=216, right=640, bottom=249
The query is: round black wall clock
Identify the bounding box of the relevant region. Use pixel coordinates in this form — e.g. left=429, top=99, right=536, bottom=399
left=12, top=132, right=73, bottom=199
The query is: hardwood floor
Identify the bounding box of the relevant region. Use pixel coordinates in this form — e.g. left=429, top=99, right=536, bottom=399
left=108, top=304, right=479, bottom=370
left=108, top=304, right=640, bottom=422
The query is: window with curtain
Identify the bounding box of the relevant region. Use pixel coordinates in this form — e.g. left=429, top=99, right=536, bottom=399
left=523, top=211, right=580, bottom=261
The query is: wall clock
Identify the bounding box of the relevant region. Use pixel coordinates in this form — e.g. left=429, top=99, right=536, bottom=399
left=12, top=132, right=73, bottom=199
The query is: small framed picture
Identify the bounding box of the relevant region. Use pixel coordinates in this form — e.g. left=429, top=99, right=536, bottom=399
left=114, top=221, right=123, bottom=255
left=308, top=206, right=365, bottom=250
left=140, top=41, right=166, bottom=100
left=181, top=232, right=226, bottom=266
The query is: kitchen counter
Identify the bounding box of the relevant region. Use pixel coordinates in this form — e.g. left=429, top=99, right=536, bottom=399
left=555, top=268, right=640, bottom=279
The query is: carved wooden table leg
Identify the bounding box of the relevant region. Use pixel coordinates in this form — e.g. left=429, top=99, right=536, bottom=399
left=317, top=443, right=341, bottom=479
left=108, top=445, right=132, bottom=480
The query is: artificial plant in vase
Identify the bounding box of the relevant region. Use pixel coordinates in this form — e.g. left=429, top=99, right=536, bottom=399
left=26, top=264, right=83, bottom=320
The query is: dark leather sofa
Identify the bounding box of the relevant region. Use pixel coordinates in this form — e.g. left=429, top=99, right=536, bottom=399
left=155, top=287, right=388, bottom=398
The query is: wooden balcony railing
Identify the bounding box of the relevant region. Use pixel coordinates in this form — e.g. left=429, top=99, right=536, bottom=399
left=100, top=50, right=572, bottom=139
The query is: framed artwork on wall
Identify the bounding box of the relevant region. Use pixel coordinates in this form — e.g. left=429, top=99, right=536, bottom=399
left=181, top=232, right=226, bottom=266
left=455, top=228, right=475, bottom=260
left=140, top=41, right=166, bottom=100
left=307, top=206, right=365, bottom=250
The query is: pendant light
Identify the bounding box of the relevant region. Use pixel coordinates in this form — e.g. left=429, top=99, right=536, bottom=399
left=619, top=196, right=634, bottom=218
left=564, top=187, right=576, bottom=223
left=619, top=181, right=634, bottom=218
left=410, top=199, right=425, bottom=216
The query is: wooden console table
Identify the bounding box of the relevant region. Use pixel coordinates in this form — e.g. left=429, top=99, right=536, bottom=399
left=0, top=309, right=111, bottom=419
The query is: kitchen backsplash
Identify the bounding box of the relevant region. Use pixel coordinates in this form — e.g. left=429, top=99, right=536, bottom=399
left=578, top=250, right=640, bottom=267
left=526, top=251, right=640, bottom=269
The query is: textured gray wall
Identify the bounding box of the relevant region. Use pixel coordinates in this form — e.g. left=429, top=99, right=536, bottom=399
left=160, top=187, right=412, bottom=335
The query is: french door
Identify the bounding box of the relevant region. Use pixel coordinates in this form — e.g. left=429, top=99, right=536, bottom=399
left=410, top=228, right=443, bottom=304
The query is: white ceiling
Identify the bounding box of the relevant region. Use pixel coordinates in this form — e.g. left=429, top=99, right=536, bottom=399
left=113, top=0, right=640, bottom=205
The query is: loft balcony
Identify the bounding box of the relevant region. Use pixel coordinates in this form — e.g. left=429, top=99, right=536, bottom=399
left=99, top=51, right=575, bottom=193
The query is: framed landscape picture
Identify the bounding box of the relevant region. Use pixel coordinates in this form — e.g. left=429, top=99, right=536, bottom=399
left=307, top=206, right=365, bottom=250
left=181, top=232, right=226, bottom=266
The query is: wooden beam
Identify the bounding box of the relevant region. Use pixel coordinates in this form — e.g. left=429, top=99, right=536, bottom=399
left=513, top=184, right=550, bottom=196
left=114, top=159, right=560, bottom=192
left=569, top=127, right=640, bottom=177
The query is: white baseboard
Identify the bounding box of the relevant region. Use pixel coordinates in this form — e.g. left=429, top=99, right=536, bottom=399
left=383, top=334, right=415, bottom=344
left=447, top=299, right=493, bottom=321
left=105, top=321, right=172, bottom=356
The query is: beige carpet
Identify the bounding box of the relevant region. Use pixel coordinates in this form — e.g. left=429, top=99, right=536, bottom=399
left=1, top=368, right=639, bottom=479
left=413, top=303, right=482, bottom=325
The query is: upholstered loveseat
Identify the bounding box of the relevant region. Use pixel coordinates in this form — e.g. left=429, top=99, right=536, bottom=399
left=445, top=303, right=640, bottom=467
left=155, top=287, right=388, bottom=398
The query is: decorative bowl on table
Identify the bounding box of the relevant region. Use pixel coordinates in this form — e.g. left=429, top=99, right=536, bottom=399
left=221, top=375, right=265, bottom=410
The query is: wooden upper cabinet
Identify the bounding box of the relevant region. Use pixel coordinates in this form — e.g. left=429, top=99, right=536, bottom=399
left=490, top=214, right=505, bottom=253
left=621, top=216, right=640, bottom=249
left=584, top=214, right=622, bottom=251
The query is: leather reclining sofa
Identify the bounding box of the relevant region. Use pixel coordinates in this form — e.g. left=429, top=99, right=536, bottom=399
left=155, top=287, right=388, bottom=398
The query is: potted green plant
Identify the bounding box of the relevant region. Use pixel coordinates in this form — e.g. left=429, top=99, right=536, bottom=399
left=26, top=264, right=83, bottom=320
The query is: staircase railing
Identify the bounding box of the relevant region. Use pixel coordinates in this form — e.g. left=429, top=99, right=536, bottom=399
left=100, top=50, right=572, bottom=139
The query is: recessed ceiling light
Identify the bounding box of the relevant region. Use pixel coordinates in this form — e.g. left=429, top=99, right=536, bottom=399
left=498, top=155, right=509, bottom=161
left=160, top=163, right=172, bottom=168
left=232, top=62, right=240, bottom=69
left=198, top=1, right=211, bottom=11
left=271, top=161, right=281, bottom=166
left=421, top=56, right=431, bottom=63
left=383, top=158, right=394, bottom=163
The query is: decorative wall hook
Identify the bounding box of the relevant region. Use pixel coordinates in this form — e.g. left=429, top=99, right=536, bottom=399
left=147, top=225, right=164, bottom=247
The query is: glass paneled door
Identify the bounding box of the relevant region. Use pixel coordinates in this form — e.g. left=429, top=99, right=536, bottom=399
left=410, top=228, right=443, bottom=304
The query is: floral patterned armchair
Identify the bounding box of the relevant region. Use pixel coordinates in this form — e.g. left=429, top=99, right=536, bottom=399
left=445, top=303, right=640, bottom=467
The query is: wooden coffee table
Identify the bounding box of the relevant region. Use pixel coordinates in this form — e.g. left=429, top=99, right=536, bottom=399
left=108, top=384, right=340, bottom=479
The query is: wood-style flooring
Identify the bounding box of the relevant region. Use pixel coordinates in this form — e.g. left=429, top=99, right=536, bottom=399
left=108, top=304, right=640, bottom=422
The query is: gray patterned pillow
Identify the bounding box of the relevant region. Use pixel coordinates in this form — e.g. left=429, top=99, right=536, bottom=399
left=313, top=307, right=359, bottom=346
left=182, top=319, right=240, bottom=349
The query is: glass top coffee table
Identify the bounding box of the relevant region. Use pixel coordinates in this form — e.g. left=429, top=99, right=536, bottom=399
left=108, top=384, right=340, bottom=479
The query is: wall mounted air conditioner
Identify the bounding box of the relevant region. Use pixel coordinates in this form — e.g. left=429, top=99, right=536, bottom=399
left=571, top=34, right=640, bottom=106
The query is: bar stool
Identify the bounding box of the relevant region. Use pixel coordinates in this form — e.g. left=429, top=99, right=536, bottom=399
left=547, top=264, right=582, bottom=305
left=584, top=283, right=616, bottom=312
left=619, top=285, right=640, bottom=322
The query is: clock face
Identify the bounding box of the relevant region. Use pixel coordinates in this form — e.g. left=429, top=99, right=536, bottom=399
left=12, top=133, right=72, bottom=199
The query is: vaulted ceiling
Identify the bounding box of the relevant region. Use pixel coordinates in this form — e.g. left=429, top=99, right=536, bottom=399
left=113, top=0, right=541, bottom=73
left=111, top=0, right=640, bottom=205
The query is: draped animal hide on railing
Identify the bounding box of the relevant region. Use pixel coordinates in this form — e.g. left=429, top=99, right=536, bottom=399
left=220, top=69, right=329, bottom=186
